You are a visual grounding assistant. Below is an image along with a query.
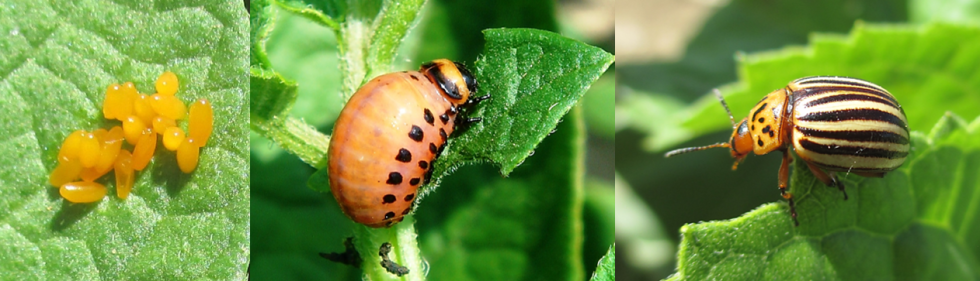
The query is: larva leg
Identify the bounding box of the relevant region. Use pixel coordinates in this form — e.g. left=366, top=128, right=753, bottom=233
left=804, top=161, right=847, bottom=200
left=779, top=150, right=798, bottom=226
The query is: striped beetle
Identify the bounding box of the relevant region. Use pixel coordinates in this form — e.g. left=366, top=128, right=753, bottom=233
left=665, top=76, right=910, bottom=225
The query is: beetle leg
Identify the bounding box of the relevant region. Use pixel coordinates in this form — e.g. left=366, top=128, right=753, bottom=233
left=464, top=94, right=491, bottom=107
left=804, top=161, right=847, bottom=200
left=778, top=149, right=798, bottom=226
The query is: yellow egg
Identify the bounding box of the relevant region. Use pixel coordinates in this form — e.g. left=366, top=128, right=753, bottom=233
left=102, top=83, right=133, bottom=120
left=156, top=71, right=179, bottom=96
left=57, top=130, right=86, bottom=164
left=78, top=132, right=101, bottom=168
left=122, top=116, right=147, bottom=145
left=131, top=132, right=157, bottom=171
left=188, top=99, right=213, bottom=146
left=59, top=181, right=107, bottom=203
left=149, top=94, right=187, bottom=120
left=162, top=127, right=185, bottom=151
left=176, top=138, right=200, bottom=173
left=114, top=149, right=134, bottom=199
left=151, top=116, right=176, bottom=134
left=133, top=94, right=156, bottom=125
left=94, top=126, right=124, bottom=174
left=49, top=158, right=83, bottom=187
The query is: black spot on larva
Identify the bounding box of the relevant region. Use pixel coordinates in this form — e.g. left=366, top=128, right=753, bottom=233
left=423, top=109, right=434, bottom=125
left=386, top=172, right=403, bottom=185
left=408, top=125, right=423, bottom=142
left=424, top=168, right=434, bottom=184
left=429, top=143, right=438, bottom=153
left=757, top=139, right=764, bottom=146
left=395, top=148, right=411, bottom=162
left=409, top=74, right=420, bottom=81
left=409, top=178, right=421, bottom=186
left=383, top=194, right=396, bottom=204
left=438, top=144, right=445, bottom=154
left=758, top=117, right=765, bottom=123
left=404, top=194, right=415, bottom=201
left=449, top=106, right=458, bottom=114
left=439, top=113, right=450, bottom=124
left=401, top=207, right=411, bottom=215
left=384, top=212, right=395, bottom=220
left=418, top=161, right=428, bottom=169
left=439, top=128, right=448, bottom=140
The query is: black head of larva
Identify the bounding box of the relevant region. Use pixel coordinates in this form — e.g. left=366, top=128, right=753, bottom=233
left=421, top=59, right=475, bottom=104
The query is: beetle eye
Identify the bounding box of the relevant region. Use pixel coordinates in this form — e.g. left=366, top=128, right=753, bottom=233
left=737, top=120, right=749, bottom=136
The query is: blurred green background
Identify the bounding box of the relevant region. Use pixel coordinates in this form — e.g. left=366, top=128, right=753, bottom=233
left=615, top=0, right=979, bottom=279
left=250, top=0, right=614, bottom=279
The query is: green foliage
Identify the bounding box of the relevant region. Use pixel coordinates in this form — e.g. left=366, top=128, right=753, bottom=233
left=249, top=0, right=613, bottom=280
left=670, top=113, right=980, bottom=280
left=590, top=245, right=615, bottom=281
left=0, top=0, right=248, bottom=279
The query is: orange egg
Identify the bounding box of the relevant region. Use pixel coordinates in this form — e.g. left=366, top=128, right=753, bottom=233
left=149, top=94, right=186, bottom=120
left=131, top=132, right=157, bottom=171
left=122, top=116, right=147, bottom=145
left=114, top=150, right=134, bottom=199
left=176, top=138, right=200, bottom=173
left=59, top=181, right=107, bottom=203
left=156, top=71, right=179, bottom=96
left=188, top=99, right=213, bottom=146
left=162, top=127, right=186, bottom=151
left=151, top=116, right=176, bottom=134
left=57, top=130, right=86, bottom=164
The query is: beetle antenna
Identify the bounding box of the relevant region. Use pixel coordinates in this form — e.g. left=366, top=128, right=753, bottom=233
left=713, top=89, right=736, bottom=128
left=664, top=142, right=730, bottom=158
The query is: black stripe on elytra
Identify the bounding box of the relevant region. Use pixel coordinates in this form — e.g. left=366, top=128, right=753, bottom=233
left=752, top=103, right=768, bottom=121
left=798, top=139, right=908, bottom=159
left=796, top=77, right=888, bottom=93
left=796, top=127, right=909, bottom=144
left=803, top=93, right=896, bottom=109
left=797, top=108, right=906, bottom=129
left=798, top=86, right=897, bottom=106
left=809, top=162, right=900, bottom=173
left=424, top=66, right=462, bottom=100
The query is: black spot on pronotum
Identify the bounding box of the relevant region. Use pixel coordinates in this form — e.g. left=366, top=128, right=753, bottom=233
left=383, top=194, right=396, bottom=204
left=408, top=125, right=423, bottom=142
left=429, top=143, right=438, bottom=153
left=439, top=128, right=448, bottom=140
left=395, top=148, right=411, bottom=162
left=757, top=139, right=764, bottom=146
left=386, top=172, right=403, bottom=185
left=423, top=109, right=435, bottom=125
left=439, top=113, right=450, bottom=124
left=409, top=178, right=420, bottom=186
left=758, top=117, right=765, bottom=123
left=404, top=194, right=415, bottom=201
left=384, top=212, right=395, bottom=220
left=769, top=131, right=775, bottom=138
left=753, top=103, right=768, bottom=120
left=418, top=161, right=428, bottom=169
left=751, top=125, right=755, bottom=131
left=762, top=125, right=772, bottom=134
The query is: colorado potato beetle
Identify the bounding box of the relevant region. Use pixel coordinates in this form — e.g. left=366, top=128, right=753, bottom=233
left=328, top=59, right=489, bottom=227
left=665, top=76, right=910, bottom=225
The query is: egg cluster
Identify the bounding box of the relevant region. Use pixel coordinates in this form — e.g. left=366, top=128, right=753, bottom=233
left=49, top=71, right=214, bottom=203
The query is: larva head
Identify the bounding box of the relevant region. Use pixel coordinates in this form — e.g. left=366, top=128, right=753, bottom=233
left=664, top=89, right=751, bottom=170
left=421, top=59, right=478, bottom=106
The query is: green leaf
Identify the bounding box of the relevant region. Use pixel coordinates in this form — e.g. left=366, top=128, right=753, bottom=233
left=670, top=113, right=980, bottom=280
left=656, top=22, right=980, bottom=151
left=590, top=245, right=615, bottom=281
left=911, top=0, right=980, bottom=25
left=435, top=28, right=615, bottom=176
left=0, top=0, right=248, bottom=279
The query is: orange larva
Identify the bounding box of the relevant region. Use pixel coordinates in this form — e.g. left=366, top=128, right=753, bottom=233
left=327, top=59, right=487, bottom=227
left=156, top=71, right=179, bottom=96
left=59, top=181, right=107, bottom=203
left=162, top=127, right=186, bottom=151
left=114, top=149, right=134, bottom=199
left=176, top=138, right=199, bottom=173
left=131, top=132, right=157, bottom=171
left=149, top=94, right=186, bottom=120
left=188, top=99, right=213, bottom=146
